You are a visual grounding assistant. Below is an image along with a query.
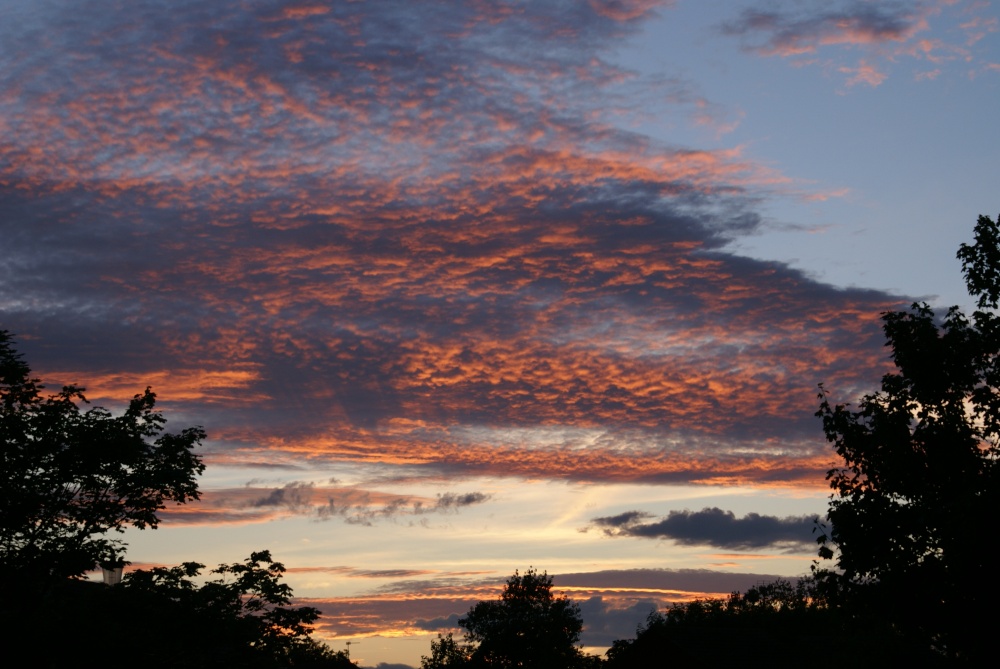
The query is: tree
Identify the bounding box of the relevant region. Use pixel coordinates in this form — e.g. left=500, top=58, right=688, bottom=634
left=421, top=632, right=473, bottom=669
left=119, top=550, right=354, bottom=667
left=453, top=568, right=591, bottom=669
left=816, top=213, right=1000, bottom=661
left=0, top=330, right=205, bottom=580
left=1, top=548, right=354, bottom=668
left=603, top=578, right=939, bottom=668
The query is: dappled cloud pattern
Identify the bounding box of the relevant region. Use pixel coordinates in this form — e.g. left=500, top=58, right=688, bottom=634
left=3, top=0, right=904, bottom=497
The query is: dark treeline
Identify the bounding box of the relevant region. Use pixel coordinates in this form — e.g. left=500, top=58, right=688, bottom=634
left=421, top=572, right=944, bottom=669
left=2, top=554, right=355, bottom=668
left=603, top=578, right=945, bottom=668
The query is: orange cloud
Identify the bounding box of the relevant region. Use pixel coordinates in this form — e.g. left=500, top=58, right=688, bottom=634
left=839, top=60, right=888, bottom=87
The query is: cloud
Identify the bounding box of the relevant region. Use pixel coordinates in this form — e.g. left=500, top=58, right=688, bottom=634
left=556, top=567, right=799, bottom=593
left=1, top=0, right=906, bottom=499
left=304, top=566, right=802, bottom=639
left=158, top=483, right=492, bottom=526
left=838, top=59, right=889, bottom=87
left=413, top=613, right=463, bottom=632
left=719, top=1, right=995, bottom=87
left=721, top=3, right=924, bottom=56
left=431, top=492, right=492, bottom=509
left=588, top=507, right=820, bottom=550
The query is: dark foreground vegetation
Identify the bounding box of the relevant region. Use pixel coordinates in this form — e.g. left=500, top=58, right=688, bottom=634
left=603, top=578, right=946, bottom=668
left=421, top=568, right=603, bottom=668
left=0, top=329, right=353, bottom=667
left=3, top=214, right=999, bottom=667
left=2, top=551, right=355, bottom=668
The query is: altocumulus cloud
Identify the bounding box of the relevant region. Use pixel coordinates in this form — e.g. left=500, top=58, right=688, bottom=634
left=589, top=507, right=819, bottom=550
left=1, top=0, right=908, bottom=491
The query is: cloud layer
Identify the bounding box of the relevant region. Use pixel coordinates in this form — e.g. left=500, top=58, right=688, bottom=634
left=3, top=2, right=907, bottom=496
left=300, top=566, right=798, bottom=644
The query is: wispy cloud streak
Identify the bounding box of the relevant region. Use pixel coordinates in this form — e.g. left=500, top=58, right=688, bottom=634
left=158, top=483, right=492, bottom=526
left=720, top=1, right=997, bottom=86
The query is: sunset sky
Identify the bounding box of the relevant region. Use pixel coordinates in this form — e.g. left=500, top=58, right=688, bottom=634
left=3, top=1, right=999, bottom=666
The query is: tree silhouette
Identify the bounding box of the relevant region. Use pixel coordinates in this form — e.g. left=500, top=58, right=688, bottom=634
left=421, top=632, right=473, bottom=668
left=120, top=550, right=354, bottom=667
left=604, top=578, right=940, bottom=668
left=0, top=333, right=353, bottom=665
left=422, top=568, right=594, bottom=669
left=0, top=330, right=205, bottom=580
left=816, top=213, right=1000, bottom=661
left=461, top=568, right=585, bottom=668
left=2, top=548, right=354, bottom=667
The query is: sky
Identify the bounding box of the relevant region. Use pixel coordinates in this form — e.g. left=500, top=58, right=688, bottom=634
left=2, top=0, right=998, bottom=666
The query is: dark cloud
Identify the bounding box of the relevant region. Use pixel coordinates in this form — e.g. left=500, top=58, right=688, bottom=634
left=590, top=507, right=821, bottom=550
left=557, top=567, right=797, bottom=594
left=431, top=492, right=492, bottom=509
left=588, top=510, right=654, bottom=528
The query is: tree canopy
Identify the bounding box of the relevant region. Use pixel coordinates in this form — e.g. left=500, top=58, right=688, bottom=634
left=816, top=213, right=1000, bottom=661
left=422, top=568, right=597, bottom=669
left=603, top=578, right=940, bottom=668
left=117, top=550, right=354, bottom=667
left=2, top=548, right=355, bottom=668
left=0, top=330, right=205, bottom=580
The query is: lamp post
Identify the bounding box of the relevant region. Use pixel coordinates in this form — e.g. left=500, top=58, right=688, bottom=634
left=99, top=559, right=126, bottom=586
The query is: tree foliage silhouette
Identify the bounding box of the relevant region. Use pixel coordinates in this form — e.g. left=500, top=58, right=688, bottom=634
left=604, top=578, right=939, bottom=668
left=421, top=632, right=473, bottom=668
left=120, top=550, right=353, bottom=667
left=816, top=213, right=1000, bottom=660
left=422, top=568, right=594, bottom=669
left=0, top=330, right=205, bottom=579
left=461, top=568, right=585, bottom=668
